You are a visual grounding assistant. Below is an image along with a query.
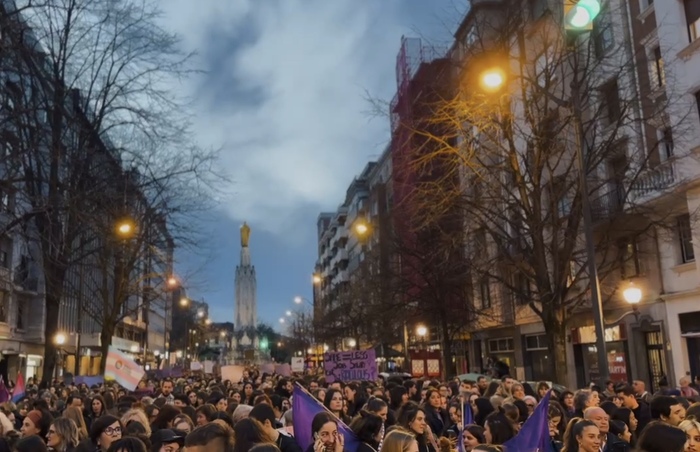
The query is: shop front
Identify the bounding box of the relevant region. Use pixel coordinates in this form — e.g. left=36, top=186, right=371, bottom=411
left=572, top=324, right=630, bottom=387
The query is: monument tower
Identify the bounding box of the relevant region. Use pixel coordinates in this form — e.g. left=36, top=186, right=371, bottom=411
left=235, top=222, right=257, bottom=330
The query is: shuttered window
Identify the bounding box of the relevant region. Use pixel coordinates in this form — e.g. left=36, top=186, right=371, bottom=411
left=686, top=0, right=700, bottom=42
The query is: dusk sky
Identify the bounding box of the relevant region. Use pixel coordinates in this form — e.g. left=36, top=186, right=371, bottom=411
left=159, top=0, right=466, bottom=329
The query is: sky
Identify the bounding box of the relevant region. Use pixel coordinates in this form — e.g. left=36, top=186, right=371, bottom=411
left=156, top=0, right=466, bottom=329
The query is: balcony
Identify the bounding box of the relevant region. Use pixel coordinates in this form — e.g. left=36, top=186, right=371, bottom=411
left=590, top=188, right=625, bottom=222
left=629, top=160, right=677, bottom=205
left=331, top=249, right=349, bottom=269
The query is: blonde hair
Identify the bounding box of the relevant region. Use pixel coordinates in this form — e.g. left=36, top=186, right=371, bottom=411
left=121, top=408, right=152, bottom=436
left=679, top=418, right=700, bottom=434
left=382, top=429, right=418, bottom=452
left=63, top=406, right=88, bottom=440
left=51, top=418, right=80, bottom=451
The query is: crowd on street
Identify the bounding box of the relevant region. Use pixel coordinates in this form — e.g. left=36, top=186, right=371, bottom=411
left=0, top=369, right=699, bottom=452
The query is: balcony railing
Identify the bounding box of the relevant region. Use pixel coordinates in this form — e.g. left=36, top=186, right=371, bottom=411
left=590, top=188, right=625, bottom=222
left=630, top=160, right=676, bottom=202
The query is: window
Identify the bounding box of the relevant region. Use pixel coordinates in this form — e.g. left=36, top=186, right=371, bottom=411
left=678, top=214, right=695, bottom=263
left=566, top=260, right=577, bottom=288
left=640, top=0, right=654, bottom=10
left=658, top=128, right=674, bottom=161
left=685, top=0, right=700, bottom=42
left=601, top=80, right=621, bottom=126
left=0, top=238, right=9, bottom=268
left=594, top=21, right=614, bottom=56
left=513, top=272, right=531, bottom=305
left=489, top=338, right=515, bottom=353
left=0, top=190, right=10, bottom=213
left=649, top=46, right=665, bottom=88
left=0, top=291, right=6, bottom=323
left=525, top=334, right=548, bottom=350
left=620, top=238, right=641, bottom=278
left=16, top=301, right=24, bottom=330
left=479, top=276, right=491, bottom=309
left=529, top=0, right=546, bottom=20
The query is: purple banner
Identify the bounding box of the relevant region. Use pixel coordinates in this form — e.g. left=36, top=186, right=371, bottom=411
left=323, top=350, right=377, bottom=383
left=75, top=376, right=104, bottom=387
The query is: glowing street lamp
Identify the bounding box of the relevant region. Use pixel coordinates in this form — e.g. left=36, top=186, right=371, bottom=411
left=55, top=333, right=66, bottom=345
left=286, top=310, right=292, bottom=316
left=623, top=283, right=642, bottom=304
left=116, top=219, right=134, bottom=237
left=479, top=68, right=506, bottom=92
left=279, top=318, right=285, bottom=324
left=312, top=273, right=322, bottom=284
left=417, top=326, right=427, bottom=338
left=348, top=338, right=357, bottom=348
left=205, top=318, right=212, bottom=326
left=167, top=277, right=178, bottom=287
left=294, top=296, right=302, bottom=304
left=179, top=298, right=189, bottom=307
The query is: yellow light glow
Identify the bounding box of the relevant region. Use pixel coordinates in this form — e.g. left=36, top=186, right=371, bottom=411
left=312, top=274, right=322, bottom=284
left=417, top=326, right=427, bottom=337
left=481, top=70, right=505, bottom=90
left=55, top=333, right=66, bottom=345
left=623, top=284, right=642, bottom=304
left=355, top=223, right=369, bottom=235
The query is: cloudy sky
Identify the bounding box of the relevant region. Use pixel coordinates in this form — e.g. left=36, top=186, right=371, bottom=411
left=157, top=0, right=466, bottom=328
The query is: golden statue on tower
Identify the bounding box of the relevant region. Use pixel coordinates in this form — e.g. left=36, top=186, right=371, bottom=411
left=240, top=222, right=251, bottom=248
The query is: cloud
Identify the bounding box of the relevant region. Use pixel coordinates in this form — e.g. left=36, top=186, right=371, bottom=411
left=157, top=0, right=415, bottom=234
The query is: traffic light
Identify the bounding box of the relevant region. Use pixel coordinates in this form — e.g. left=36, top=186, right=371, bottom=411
left=564, top=0, right=601, bottom=31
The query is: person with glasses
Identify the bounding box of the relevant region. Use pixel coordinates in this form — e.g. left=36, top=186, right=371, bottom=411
left=88, top=415, right=122, bottom=452
left=47, top=418, right=80, bottom=452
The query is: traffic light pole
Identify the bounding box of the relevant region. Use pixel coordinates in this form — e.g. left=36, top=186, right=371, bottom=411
left=569, top=37, right=610, bottom=385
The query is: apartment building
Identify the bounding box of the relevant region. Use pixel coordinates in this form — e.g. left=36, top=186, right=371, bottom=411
left=314, top=146, right=395, bottom=349
left=445, top=0, right=700, bottom=389
left=0, top=3, right=174, bottom=378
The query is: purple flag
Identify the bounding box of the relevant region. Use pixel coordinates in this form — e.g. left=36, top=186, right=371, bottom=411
left=0, top=377, right=10, bottom=403
left=292, top=385, right=359, bottom=452
left=457, top=398, right=474, bottom=452
left=504, top=390, right=552, bottom=452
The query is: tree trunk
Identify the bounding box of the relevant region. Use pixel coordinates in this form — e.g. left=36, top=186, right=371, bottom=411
left=41, top=294, right=61, bottom=387
left=99, top=323, right=115, bottom=374
left=547, top=312, right=569, bottom=385
left=439, top=313, right=454, bottom=379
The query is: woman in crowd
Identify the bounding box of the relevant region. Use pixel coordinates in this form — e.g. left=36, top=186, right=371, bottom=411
left=323, top=389, right=350, bottom=425
left=88, top=415, right=122, bottom=452
left=483, top=410, right=516, bottom=445
left=381, top=430, right=418, bottom=452
left=20, top=409, right=52, bottom=440
left=47, top=417, right=80, bottom=452
left=349, top=411, right=383, bottom=452
left=395, top=402, right=435, bottom=452
left=561, top=419, right=599, bottom=452
left=306, top=413, right=343, bottom=452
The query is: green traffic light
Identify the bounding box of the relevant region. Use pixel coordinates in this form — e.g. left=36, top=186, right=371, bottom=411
left=565, top=0, right=601, bottom=29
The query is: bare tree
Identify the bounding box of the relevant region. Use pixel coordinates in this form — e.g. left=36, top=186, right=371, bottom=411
left=0, top=0, right=220, bottom=383
left=392, top=3, right=696, bottom=382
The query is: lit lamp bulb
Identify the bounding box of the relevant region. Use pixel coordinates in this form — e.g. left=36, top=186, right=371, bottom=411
left=623, top=283, right=642, bottom=304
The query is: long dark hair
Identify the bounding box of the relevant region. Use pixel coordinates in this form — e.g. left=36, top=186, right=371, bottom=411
left=484, top=410, right=516, bottom=445
left=561, top=418, right=597, bottom=452
left=474, top=397, right=495, bottom=427
left=323, top=389, right=344, bottom=415
left=349, top=411, right=383, bottom=448
left=636, top=421, right=687, bottom=452
left=396, top=402, right=427, bottom=446
left=150, top=405, right=181, bottom=431
left=106, top=437, right=148, bottom=452
left=233, top=418, right=272, bottom=452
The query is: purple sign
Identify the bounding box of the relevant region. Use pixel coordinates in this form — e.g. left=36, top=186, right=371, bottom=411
left=323, top=350, right=378, bottom=383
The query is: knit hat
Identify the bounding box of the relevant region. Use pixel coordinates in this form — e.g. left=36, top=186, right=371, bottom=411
left=26, top=410, right=42, bottom=426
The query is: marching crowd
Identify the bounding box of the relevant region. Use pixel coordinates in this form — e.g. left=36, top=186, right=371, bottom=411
left=0, top=370, right=698, bottom=452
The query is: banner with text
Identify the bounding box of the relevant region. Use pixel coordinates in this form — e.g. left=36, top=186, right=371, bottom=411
left=323, top=350, right=378, bottom=383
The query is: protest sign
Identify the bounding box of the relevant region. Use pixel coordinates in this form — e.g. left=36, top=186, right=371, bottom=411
left=291, top=357, right=304, bottom=373
left=323, top=350, right=377, bottom=383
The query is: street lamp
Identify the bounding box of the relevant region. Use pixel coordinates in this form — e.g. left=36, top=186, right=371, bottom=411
left=205, top=318, right=212, bottom=326
left=348, top=338, right=357, bottom=348
left=220, top=331, right=226, bottom=337
left=623, top=282, right=642, bottom=304
left=417, top=326, right=427, bottom=338
left=180, top=298, right=189, bottom=307
left=279, top=318, right=285, bottom=324
left=286, top=310, right=292, bottom=316
left=354, top=221, right=369, bottom=236
left=294, top=296, right=302, bottom=304
left=116, top=219, right=135, bottom=237
left=167, top=276, right=178, bottom=287
left=197, top=309, right=204, bottom=318
left=479, top=68, right=506, bottom=92
left=55, top=333, right=66, bottom=345
left=312, top=273, right=322, bottom=284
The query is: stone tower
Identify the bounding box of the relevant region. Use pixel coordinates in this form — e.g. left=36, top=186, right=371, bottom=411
left=235, top=222, right=257, bottom=330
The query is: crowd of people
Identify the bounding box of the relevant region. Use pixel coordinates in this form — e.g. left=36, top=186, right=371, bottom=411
left=0, top=370, right=698, bottom=452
